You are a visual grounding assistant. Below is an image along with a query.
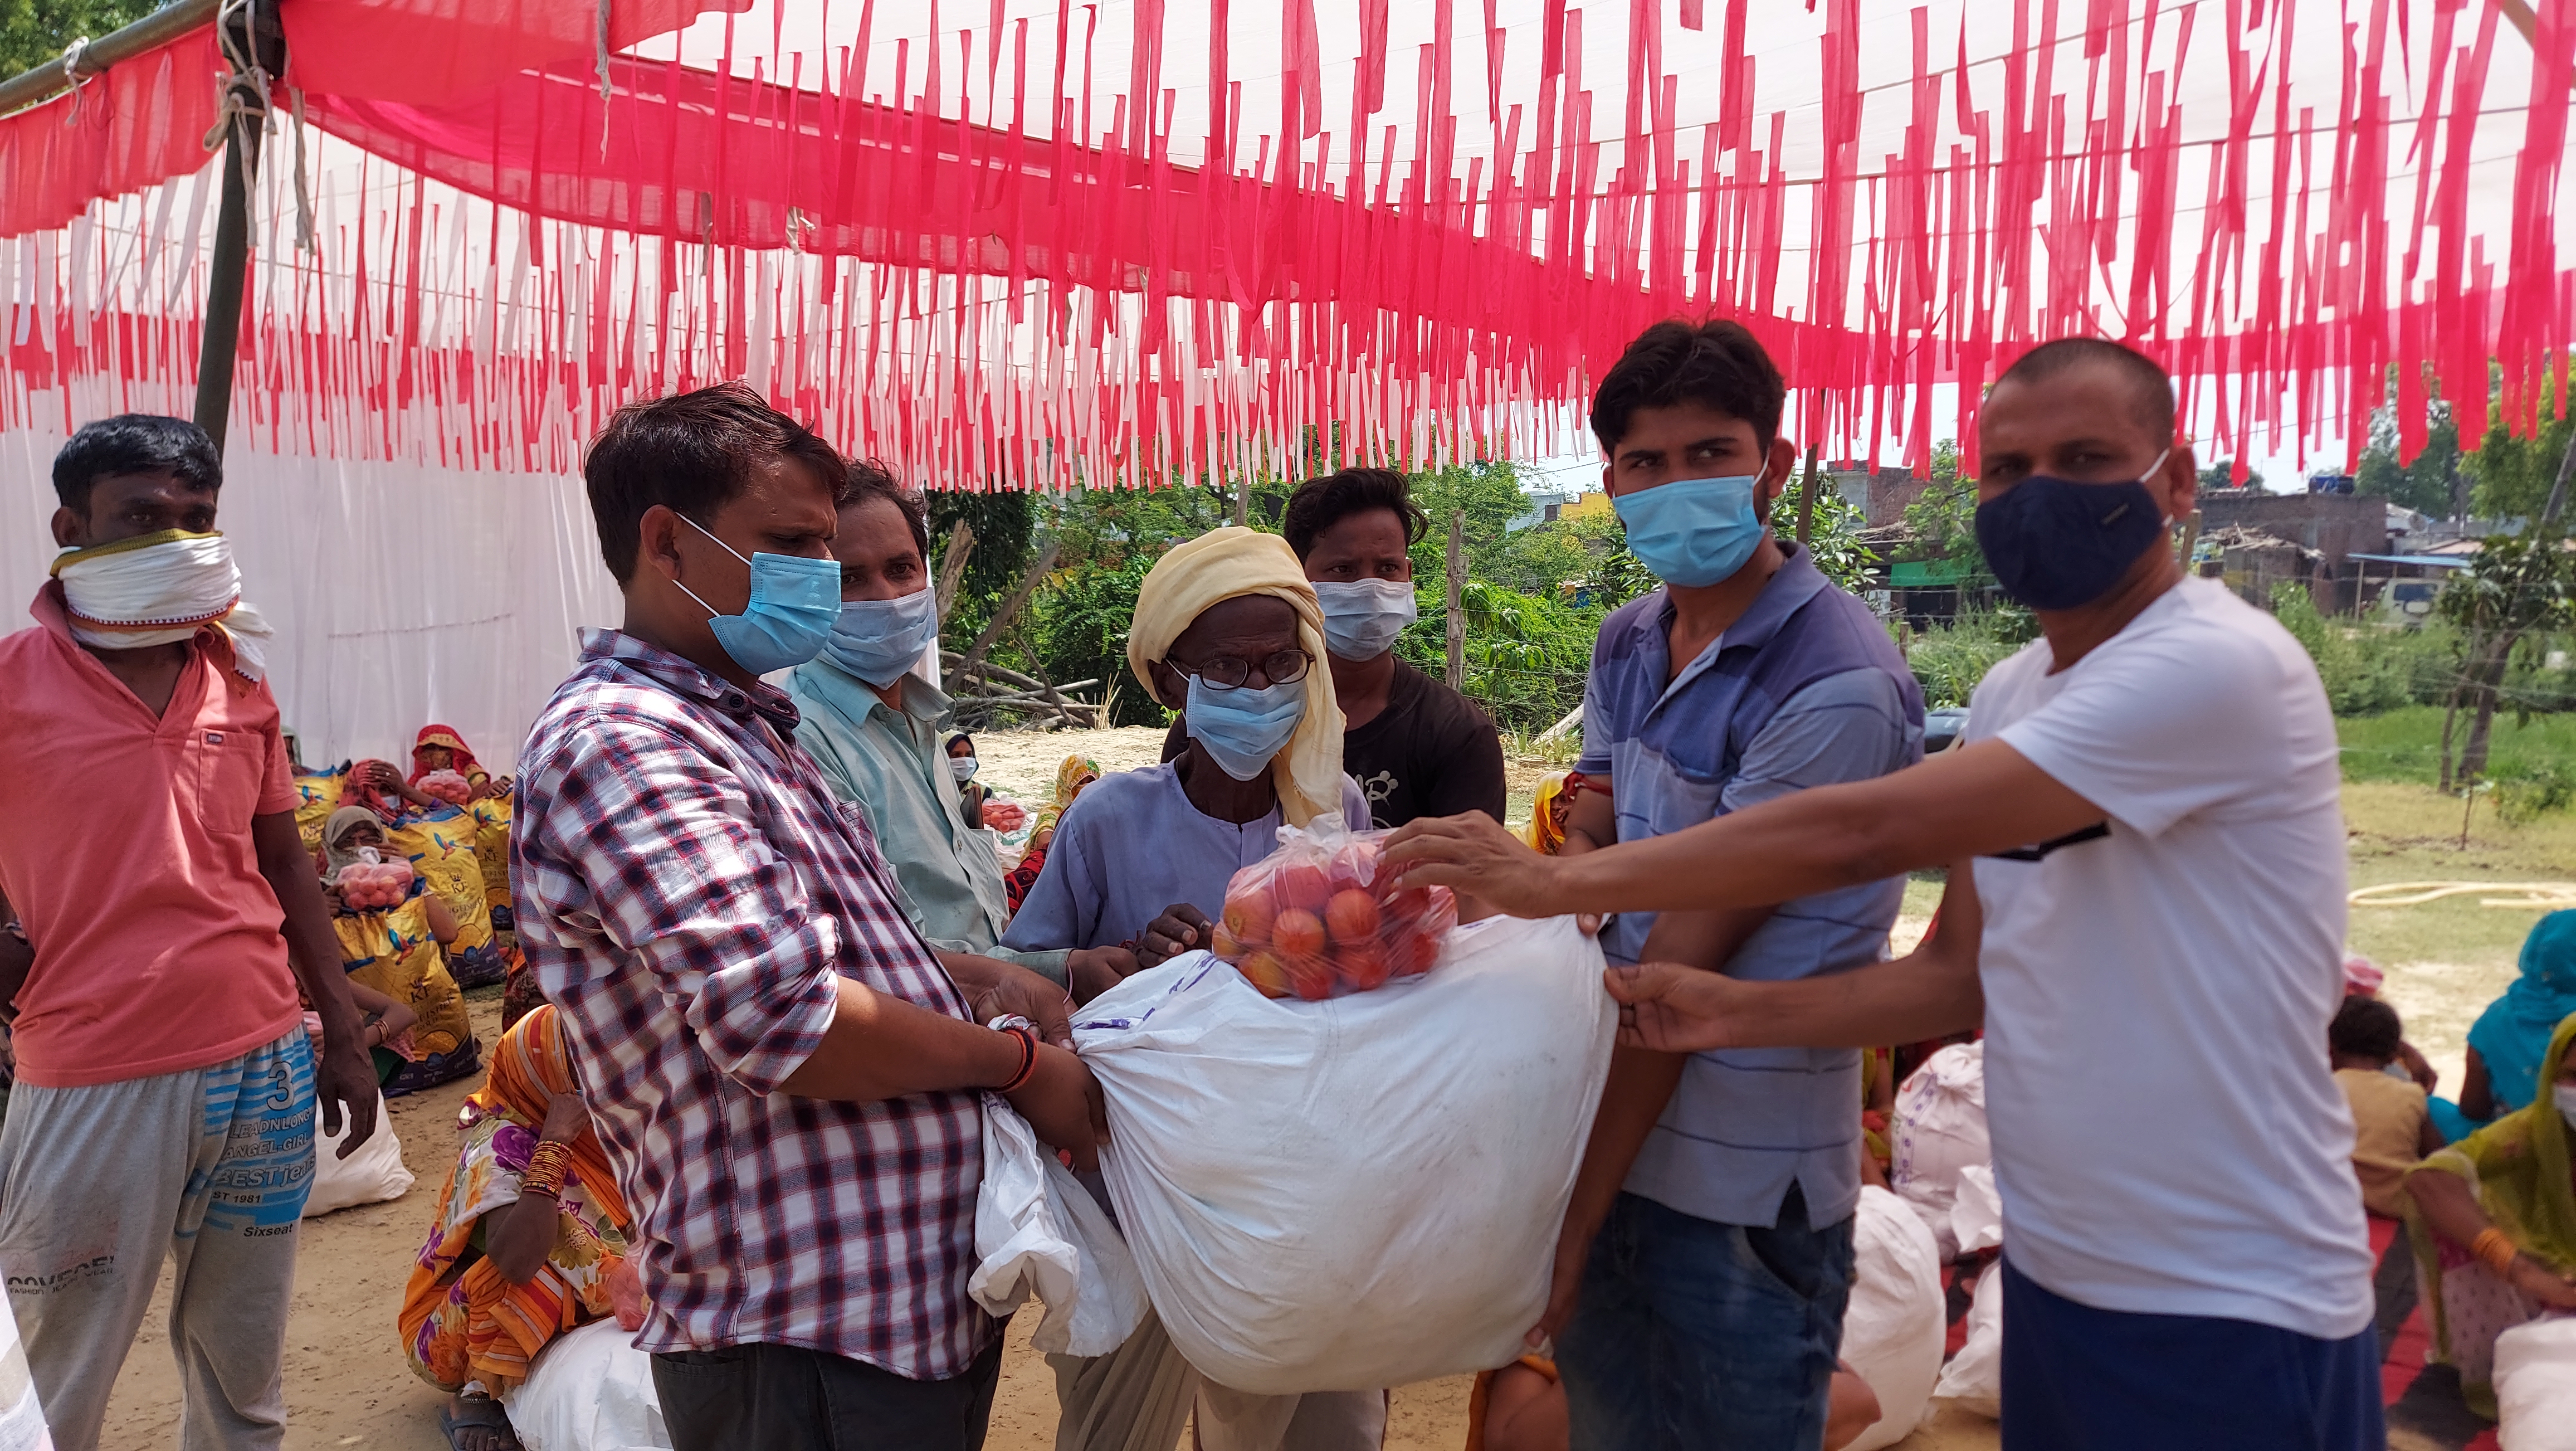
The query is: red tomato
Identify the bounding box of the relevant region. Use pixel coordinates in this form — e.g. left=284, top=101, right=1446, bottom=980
left=1210, top=924, right=1243, bottom=960
left=1223, top=888, right=1279, bottom=945
left=1272, top=863, right=1335, bottom=914
left=1336, top=942, right=1393, bottom=991
left=1324, top=889, right=1382, bottom=944
left=1387, top=928, right=1441, bottom=978
left=1281, top=951, right=1336, bottom=1001
left=1236, top=948, right=1292, bottom=999
left=1272, top=908, right=1327, bottom=959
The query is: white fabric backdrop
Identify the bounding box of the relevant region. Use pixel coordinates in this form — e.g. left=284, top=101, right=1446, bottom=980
left=1, top=421, right=622, bottom=772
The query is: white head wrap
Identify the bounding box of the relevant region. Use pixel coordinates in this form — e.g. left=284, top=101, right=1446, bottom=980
left=51, top=530, right=273, bottom=683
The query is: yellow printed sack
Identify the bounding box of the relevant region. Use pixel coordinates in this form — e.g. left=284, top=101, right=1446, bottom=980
left=468, top=796, right=513, bottom=912
left=332, top=895, right=473, bottom=1059
left=389, top=807, right=504, bottom=986
left=293, top=765, right=349, bottom=855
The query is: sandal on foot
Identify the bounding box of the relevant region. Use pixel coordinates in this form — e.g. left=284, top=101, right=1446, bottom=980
left=439, top=1394, right=520, bottom=1451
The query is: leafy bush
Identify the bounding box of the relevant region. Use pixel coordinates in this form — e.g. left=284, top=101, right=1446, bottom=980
left=1783, top=488, right=1881, bottom=595
left=1399, top=581, right=1600, bottom=732
left=1904, top=606, right=2033, bottom=708
left=1027, top=552, right=1165, bottom=725
left=2494, top=762, right=2576, bottom=824
left=2272, top=588, right=2411, bottom=715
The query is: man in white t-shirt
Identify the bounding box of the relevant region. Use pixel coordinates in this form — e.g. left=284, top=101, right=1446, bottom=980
left=1383, top=338, right=2380, bottom=1450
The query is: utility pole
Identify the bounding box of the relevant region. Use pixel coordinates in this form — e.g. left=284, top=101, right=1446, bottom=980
left=194, top=2, right=286, bottom=450
left=1445, top=510, right=1466, bottom=690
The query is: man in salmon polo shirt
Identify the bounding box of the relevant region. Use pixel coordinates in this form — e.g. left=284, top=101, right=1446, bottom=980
left=0, top=415, right=379, bottom=1451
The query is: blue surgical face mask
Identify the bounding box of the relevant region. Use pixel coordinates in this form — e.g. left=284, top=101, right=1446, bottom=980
left=1974, top=449, right=2172, bottom=611
left=1183, top=673, right=1307, bottom=782
left=671, top=515, right=844, bottom=675
left=1314, top=578, right=1418, bottom=660
left=822, top=585, right=940, bottom=688
left=1612, top=473, right=1769, bottom=588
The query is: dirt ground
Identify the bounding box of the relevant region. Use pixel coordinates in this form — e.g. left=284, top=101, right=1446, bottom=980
left=94, top=734, right=2573, bottom=1450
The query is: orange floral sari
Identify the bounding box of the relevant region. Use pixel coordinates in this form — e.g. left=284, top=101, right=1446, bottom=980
left=397, top=1006, right=633, bottom=1393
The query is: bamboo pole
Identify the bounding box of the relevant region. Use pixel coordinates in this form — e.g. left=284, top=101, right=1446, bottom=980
left=194, top=4, right=286, bottom=448
left=0, top=0, right=219, bottom=116
left=1446, top=511, right=1466, bottom=690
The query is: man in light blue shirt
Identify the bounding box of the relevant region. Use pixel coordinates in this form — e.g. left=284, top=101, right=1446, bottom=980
left=788, top=465, right=1135, bottom=1000
left=1544, top=320, right=1923, bottom=1451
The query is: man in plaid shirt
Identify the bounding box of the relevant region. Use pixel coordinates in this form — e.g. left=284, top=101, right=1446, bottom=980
left=515, top=384, right=1104, bottom=1451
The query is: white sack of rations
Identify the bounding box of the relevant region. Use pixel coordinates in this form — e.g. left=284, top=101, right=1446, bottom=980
left=969, top=1095, right=1151, bottom=1357
left=2495, top=1315, right=2576, bottom=1451
left=301, top=1090, right=413, bottom=1218
left=1838, top=1186, right=1949, bottom=1451
left=501, top=1318, right=670, bottom=1451
left=1933, top=1265, right=2005, bottom=1419
left=1890, top=1040, right=1991, bottom=1260
left=1071, top=913, right=1615, bottom=1395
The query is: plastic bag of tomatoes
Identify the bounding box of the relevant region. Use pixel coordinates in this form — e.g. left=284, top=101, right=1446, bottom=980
left=1211, top=812, right=1457, bottom=1000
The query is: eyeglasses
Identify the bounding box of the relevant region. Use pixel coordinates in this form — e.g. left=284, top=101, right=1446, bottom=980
left=1168, top=648, right=1311, bottom=691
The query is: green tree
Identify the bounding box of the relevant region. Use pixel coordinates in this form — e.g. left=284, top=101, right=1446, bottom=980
left=2355, top=402, right=2465, bottom=519
left=1407, top=461, right=1532, bottom=581
left=1899, top=439, right=1988, bottom=585
left=2462, top=379, right=2575, bottom=522
left=1026, top=551, right=1164, bottom=725
left=925, top=490, right=1036, bottom=643
left=2198, top=460, right=2265, bottom=490
left=1787, top=486, right=1881, bottom=594
left=1484, top=521, right=1597, bottom=598
left=2436, top=527, right=2576, bottom=786
left=1393, top=580, right=1598, bottom=731
left=0, top=1, right=163, bottom=78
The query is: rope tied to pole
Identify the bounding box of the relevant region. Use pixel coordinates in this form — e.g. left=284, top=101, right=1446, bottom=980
left=57, top=38, right=92, bottom=127
left=201, top=0, right=271, bottom=155
left=288, top=85, right=315, bottom=252
left=596, top=0, right=613, bottom=159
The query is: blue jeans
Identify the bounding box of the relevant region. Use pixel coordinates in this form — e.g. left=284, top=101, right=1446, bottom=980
left=1559, top=1187, right=1856, bottom=1451
left=1999, top=1257, right=2384, bottom=1450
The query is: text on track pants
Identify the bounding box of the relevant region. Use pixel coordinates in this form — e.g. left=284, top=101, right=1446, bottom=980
left=0, top=1030, right=317, bottom=1451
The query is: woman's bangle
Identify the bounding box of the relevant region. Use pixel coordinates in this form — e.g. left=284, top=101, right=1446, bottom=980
left=522, top=1141, right=574, bottom=1200
left=996, top=1025, right=1039, bottom=1094
left=2471, top=1226, right=2520, bottom=1277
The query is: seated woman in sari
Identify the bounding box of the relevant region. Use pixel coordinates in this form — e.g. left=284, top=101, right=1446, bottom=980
left=2404, top=1010, right=2576, bottom=1419
left=1004, top=753, right=1102, bottom=913
left=402, top=1005, right=640, bottom=1451
left=2432, top=910, right=2576, bottom=1142
left=321, top=807, right=480, bottom=1095
left=410, top=723, right=510, bottom=801
left=343, top=727, right=513, bottom=824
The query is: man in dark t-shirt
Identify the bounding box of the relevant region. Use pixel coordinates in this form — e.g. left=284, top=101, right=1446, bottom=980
left=1162, top=469, right=1506, bottom=827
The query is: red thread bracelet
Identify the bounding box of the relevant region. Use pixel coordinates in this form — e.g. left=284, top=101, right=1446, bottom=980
left=997, top=1025, right=1040, bottom=1094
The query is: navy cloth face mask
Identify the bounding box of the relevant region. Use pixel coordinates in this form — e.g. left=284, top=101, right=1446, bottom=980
left=1974, top=448, right=2172, bottom=611
left=672, top=515, right=844, bottom=675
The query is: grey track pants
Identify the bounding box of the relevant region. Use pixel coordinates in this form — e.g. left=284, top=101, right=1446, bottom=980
left=0, top=1030, right=316, bottom=1451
